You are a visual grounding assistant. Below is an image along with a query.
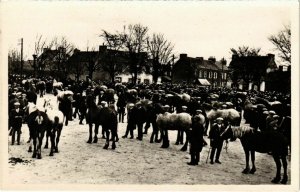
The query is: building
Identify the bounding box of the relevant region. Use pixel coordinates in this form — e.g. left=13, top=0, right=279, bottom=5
left=67, top=45, right=149, bottom=83
left=172, top=54, right=229, bottom=87
left=228, top=54, right=278, bottom=91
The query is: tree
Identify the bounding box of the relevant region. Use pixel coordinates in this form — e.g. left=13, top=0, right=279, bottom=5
left=67, top=49, right=86, bottom=82
left=8, top=49, right=21, bottom=74
left=99, top=30, right=127, bottom=83
left=119, top=24, right=149, bottom=84
left=146, top=33, right=175, bottom=83
left=230, top=46, right=261, bottom=57
left=84, top=46, right=101, bottom=80
left=32, top=34, right=48, bottom=77
left=268, top=24, right=291, bottom=65
left=49, top=36, right=75, bottom=80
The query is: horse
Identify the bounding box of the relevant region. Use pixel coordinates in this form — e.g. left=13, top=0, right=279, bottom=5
left=100, top=104, right=118, bottom=150
left=24, top=102, right=50, bottom=159
left=43, top=99, right=64, bottom=156
left=55, top=90, right=73, bottom=126
left=157, top=112, right=195, bottom=151
left=206, top=107, right=241, bottom=127
left=86, top=94, right=102, bottom=143
left=220, top=125, right=289, bottom=184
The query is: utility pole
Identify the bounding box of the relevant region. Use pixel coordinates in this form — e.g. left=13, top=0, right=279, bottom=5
left=20, top=38, right=23, bottom=80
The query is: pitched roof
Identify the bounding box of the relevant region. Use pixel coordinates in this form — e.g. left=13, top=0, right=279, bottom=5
left=229, top=54, right=277, bottom=70
left=68, top=51, right=99, bottom=63
left=213, top=61, right=229, bottom=71
left=177, top=56, right=223, bottom=71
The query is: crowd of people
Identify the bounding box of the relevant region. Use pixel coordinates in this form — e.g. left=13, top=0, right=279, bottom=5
left=8, top=73, right=291, bottom=165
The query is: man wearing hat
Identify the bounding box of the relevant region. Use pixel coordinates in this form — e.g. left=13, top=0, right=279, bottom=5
left=187, top=109, right=205, bottom=165
left=209, top=117, right=226, bottom=164
left=9, top=102, right=24, bottom=145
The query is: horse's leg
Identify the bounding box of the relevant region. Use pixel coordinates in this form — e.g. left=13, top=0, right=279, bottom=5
left=162, top=130, right=170, bottom=148
left=55, top=128, right=62, bottom=152
left=28, top=134, right=33, bottom=152
left=281, top=155, right=288, bottom=184
left=102, top=126, right=106, bottom=139
left=175, top=130, right=180, bottom=145
left=65, top=114, right=68, bottom=126
left=112, top=130, right=116, bottom=150
left=242, top=149, right=250, bottom=174
left=181, top=130, right=189, bottom=151
left=87, top=123, right=93, bottom=143
left=32, top=138, right=37, bottom=158
left=49, top=131, right=55, bottom=156
left=44, top=131, right=49, bottom=149
left=93, top=124, right=99, bottom=143
left=249, top=150, right=256, bottom=174
left=37, top=132, right=44, bottom=159
left=103, top=128, right=109, bottom=149
left=180, top=130, right=184, bottom=144
left=271, top=154, right=281, bottom=183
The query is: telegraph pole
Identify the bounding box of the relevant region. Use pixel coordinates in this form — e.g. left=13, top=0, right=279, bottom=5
left=20, top=38, right=23, bottom=80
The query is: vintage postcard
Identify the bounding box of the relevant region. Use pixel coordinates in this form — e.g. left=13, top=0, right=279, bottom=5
left=0, top=1, right=299, bottom=191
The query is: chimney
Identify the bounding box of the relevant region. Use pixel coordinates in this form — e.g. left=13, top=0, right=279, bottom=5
left=208, top=57, right=216, bottom=63
left=180, top=54, right=187, bottom=60
left=99, top=45, right=107, bottom=52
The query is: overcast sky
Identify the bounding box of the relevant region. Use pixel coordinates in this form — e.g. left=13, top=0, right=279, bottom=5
left=1, top=1, right=295, bottom=64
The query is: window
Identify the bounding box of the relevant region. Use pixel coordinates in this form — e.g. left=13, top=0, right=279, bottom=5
left=128, top=78, right=132, bottom=83
left=203, top=71, right=207, bottom=78
left=208, top=71, right=212, bottom=78
left=137, top=78, right=141, bottom=84
left=214, top=72, right=217, bottom=79
left=223, top=73, right=227, bottom=80
left=199, top=70, right=202, bottom=78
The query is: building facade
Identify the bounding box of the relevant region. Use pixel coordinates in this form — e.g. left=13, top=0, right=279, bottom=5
left=172, top=54, right=229, bottom=87
left=228, top=54, right=278, bottom=91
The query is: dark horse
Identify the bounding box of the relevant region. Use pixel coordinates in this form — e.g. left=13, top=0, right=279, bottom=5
left=86, top=95, right=118, bottom=149
left=221, top=125, right=289, bottom=184
left=86, top=95, right=102, bottom=144
left=24, top=103, right=50, bottom=159
left=101, top=104, right=118, bottom=150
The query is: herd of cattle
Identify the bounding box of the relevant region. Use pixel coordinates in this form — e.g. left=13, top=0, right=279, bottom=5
left=8, top=75, right=291, bottom=184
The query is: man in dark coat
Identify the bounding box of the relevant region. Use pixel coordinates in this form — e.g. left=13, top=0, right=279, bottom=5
left=187, top=110, right=205, bottom=166
left=9, top=102, right=24, bottom=145
left=117, top=91, right=127, bottom=123
left=209, top=117, right=226, bottom=164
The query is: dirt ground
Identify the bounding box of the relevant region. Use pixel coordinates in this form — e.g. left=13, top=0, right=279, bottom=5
left=5, top=94, right=291, bottom=187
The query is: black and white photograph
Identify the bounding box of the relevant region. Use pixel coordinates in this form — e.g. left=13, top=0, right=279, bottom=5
left=0, top=1, right=299, bottom=191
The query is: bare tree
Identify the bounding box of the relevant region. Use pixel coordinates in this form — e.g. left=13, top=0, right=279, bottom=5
left=99, top=30, right=127, bottom=83
left=119, top=24, right=149, bottom=84
left=230, top=46, right=261, bottom=57
left=147, top=33, right=175, bottom=83
left=67, top=49, right=86, bottom=82
left=84, top=46, right=101, bottom=80
left=48, top=36, right=75, bottom=80
left=268, top=24, right=291, bottom=65
left=32, top=34, right=48, bottom=77
left=8, top=49, right=21, bottom=74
